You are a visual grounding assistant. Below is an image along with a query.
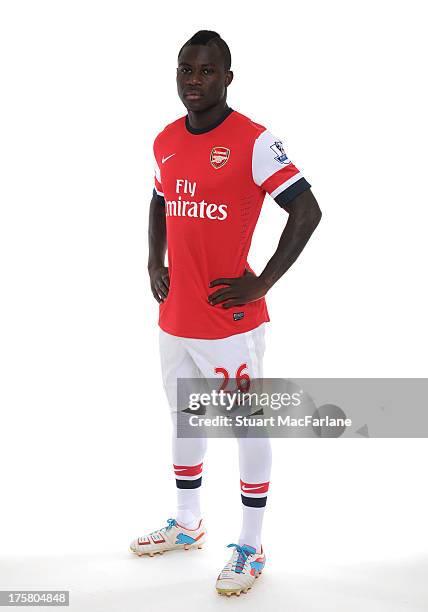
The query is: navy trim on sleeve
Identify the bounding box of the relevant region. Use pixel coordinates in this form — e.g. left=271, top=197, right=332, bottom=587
left=274, top=177, right=311, bottom=208
left=153, top=188, right=165, bottom=204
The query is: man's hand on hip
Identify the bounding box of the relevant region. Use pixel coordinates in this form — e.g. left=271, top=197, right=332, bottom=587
left=208, top=269, right=269, bottom=308
left=149, top=266, right=170, bottom=303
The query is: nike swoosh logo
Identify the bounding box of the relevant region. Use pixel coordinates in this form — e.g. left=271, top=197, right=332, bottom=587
left=162, top=154, right=175, bottom=164
left=242, top=485, right=265, bottom=492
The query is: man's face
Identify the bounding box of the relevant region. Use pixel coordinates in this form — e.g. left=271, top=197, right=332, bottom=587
left=176, top=44, right=232, bottom=112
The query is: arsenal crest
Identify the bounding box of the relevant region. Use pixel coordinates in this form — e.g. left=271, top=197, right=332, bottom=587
left=210, top=146, right=230, bottom=169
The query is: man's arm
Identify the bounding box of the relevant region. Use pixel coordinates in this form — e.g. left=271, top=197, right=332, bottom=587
left=148, top=191, right=169, bottom=303
left=259, top=188, right=322, bottom=288
left=208, top=189, right=322, bottom=308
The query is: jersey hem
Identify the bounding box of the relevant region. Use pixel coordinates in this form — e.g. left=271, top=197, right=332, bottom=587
left=158, top=317, right=270, bottom=340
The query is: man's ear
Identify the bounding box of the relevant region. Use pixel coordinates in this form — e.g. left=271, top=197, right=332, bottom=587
left=225, top=70, right=234, bottom=87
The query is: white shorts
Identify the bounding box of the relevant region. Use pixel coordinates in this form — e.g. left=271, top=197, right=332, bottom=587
left=159, top=323, right=266, bottom=413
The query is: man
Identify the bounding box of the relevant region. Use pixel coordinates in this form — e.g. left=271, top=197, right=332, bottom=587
left=130, top=30, right=321, bottom=596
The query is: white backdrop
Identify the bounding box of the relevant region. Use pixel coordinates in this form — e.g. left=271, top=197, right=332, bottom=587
left=1, top=1, right=427, bottom=610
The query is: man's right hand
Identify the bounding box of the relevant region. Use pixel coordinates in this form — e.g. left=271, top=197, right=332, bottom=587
left=149, top=265, right=170, bottom=303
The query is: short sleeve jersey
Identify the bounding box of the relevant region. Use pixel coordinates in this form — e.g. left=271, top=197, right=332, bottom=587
left=153, top=107, right=311, bottom=339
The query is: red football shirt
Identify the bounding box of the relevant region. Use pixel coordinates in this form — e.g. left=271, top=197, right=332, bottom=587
left=152, top=108, right=310, bottom=339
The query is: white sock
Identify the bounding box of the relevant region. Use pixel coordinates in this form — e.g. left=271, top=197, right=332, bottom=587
left=176, top=488, right=201, bottom=529
left=238, top=506, right=265, bottom=553
left=237, top=437, right=271, bottom=553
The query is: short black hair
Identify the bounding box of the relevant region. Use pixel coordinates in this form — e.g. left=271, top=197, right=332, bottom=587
left=178, top=30, right=232, bottom=72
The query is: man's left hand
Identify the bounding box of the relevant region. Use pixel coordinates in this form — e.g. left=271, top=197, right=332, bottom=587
left=208, top=270, right=269, bottom=308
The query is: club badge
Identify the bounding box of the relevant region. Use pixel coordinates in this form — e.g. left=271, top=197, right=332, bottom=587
left=210, top=146, right=230, bottom=169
